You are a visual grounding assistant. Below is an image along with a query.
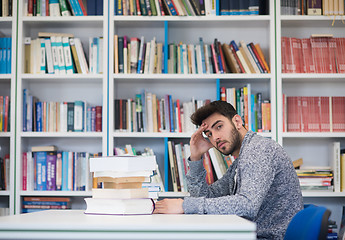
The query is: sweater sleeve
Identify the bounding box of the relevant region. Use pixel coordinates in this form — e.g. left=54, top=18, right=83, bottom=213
left=183, top=140, right=278, bottom=221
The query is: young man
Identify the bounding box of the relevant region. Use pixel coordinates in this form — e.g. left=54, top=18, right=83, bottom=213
left=154, top=100, right=303, bottom=240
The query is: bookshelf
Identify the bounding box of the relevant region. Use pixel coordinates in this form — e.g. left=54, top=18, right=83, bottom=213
left=276, top=0, right=345, bottom=230
left=14, top=0, right=109, bottom=214
left=0, top=0, right=17, bottom=215
left=107, top=1, right=275, bottom=192
left=5, top=0, right=344, bottom=227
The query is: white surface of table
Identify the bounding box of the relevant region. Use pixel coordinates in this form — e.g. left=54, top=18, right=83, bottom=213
left=0, top=210, right=256, bottom=240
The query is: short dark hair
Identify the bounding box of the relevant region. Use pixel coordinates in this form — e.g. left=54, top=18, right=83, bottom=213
left=190, top=100, right=238, bottom=126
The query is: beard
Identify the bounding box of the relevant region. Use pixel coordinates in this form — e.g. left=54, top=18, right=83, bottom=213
left=216, top=126, right=241, bottom=156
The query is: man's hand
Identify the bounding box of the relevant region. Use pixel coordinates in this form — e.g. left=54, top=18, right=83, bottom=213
left=153, top=198, right=184, bottom=214
left=190, top=123, right=213, bottom=161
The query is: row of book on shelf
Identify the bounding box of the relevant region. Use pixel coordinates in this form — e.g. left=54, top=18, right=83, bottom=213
left=114, top=91, right=199, bottom=133
left=22, top=145, right=100, bottom=191
left=281, top=36, right=345, bottom=74
left=85, top=147, right=163, bottom=215
left=220, top=85, right=271, bottom=133
left=21, top=196, right=72, bottom=213
left=115, top=0, right=266, bottom=16
left=22, top=89, right=102, bottom=132
left=281, top=0, right=345, bottom=15
left=0, top=96, right=10, bottom=132
left=0, top=0, right=12, bottom=17
left=283, top=95, right=345, bottom=132
left=24, top=0, right=101, bottom=17
left=114, top=35, right=270, bottom=74
left=24, top=32, right=102, bottom=75
left=294, top=142, right=345, bottom=193
left=0, top=37, right=12, bottom=74
left=0, top=154, right=10, bottom=191
left=166, top=140, right=234, bottom=192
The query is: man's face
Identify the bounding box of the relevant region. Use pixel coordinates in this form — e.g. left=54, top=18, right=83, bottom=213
left=202, top=112, right=241, bottom=156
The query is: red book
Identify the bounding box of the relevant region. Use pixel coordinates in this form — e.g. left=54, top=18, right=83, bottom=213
left=77, top=0, right=87, bottom=15
left=287, top=96, right=301, bottom=132
left=301, top=38, right=316, bottom=73
left=281, top=37, right=287, bottom=73
left=95, top=106, right=102, bottom=132
left=328, top=38, right=337, bottom=73
left=249, top=42, right=267, bottom=73
left=4, top=96, right=9, bottom=132
left=28, top=0, right=34, bottom=16
left=176, top=99, right=182, bottom=133
left=220, top=87, right=226, bottom=101
left=218, top=41, right=228, bottom=73
left=308, top=97, right=321, bottom=132
left=210, top=44, right=219, bottom=73
left=135, top=0, right=141, bottom=15
left=291, top=38, right=302, bottom=73
left=319, top=96, right=331, bottom=132
left=310, top=37, right=323, bottom=73
left=285, top=37, right=294, bottom=73
left=332, top=96, right=345, bottom=132
left=22, top=152, right=27, bottom=191
left=301, top=96, right=309, bottom=132
left=229, top=43, right=245, bottom=73
left=203, top=152, right=215, bottom=185
left=335, top=38, right=345, bottom=73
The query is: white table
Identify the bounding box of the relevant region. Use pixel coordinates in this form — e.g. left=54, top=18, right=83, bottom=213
left=0, top=210, right=256, bottom=240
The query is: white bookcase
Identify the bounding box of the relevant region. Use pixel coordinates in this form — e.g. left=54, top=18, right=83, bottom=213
left=5, top=1, right=344, bottom=228
left=0, top=0, right=17, bottom=216
left=276, top=0, right=345, bottom=229
left=14, top=0, right=109, bottom=213
left=107, top=1, right=276, bottom=191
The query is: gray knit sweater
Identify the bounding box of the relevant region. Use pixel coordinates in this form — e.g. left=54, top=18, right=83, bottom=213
left=182, top=131, right=303, bottom=239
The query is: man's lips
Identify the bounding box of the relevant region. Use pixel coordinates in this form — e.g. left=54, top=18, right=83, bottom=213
left=217, top=142, right=226, bottom=148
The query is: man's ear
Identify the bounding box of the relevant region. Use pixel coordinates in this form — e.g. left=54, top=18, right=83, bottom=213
left=232, top=115, right=243, bottom=130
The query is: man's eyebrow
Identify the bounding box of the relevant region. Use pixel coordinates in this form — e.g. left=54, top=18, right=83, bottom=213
left=203, top=120, right=223, bottom=134
left=211, top=120, right=222, bottom=129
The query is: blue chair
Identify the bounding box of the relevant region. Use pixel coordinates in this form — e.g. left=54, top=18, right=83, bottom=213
left=284, top=204, right=331, bottom=240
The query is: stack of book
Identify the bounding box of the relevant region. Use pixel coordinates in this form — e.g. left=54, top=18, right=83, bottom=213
left=84, top=155, right=158, bottom=215
left=296, top=167, right=334, bottom=192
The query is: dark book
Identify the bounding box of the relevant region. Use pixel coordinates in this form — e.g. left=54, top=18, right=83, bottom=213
left=87, top=0, right=96, bottom=15
left=188, top=0, right=200, bottom=15
left=118, top=36, right=124, bottom=73
left=139, top=0, right=148, bottom=15
left=96, top=0, right=103, bottom=15
left=46, top=151, right=57, bottom=191
left=95, top=106, right=102, bottom=132
left=114, top=99, right=120, bottom=130
left=220, top=0, right=230, bottom=15
left=198, top=0, right=205, bottom=15
left=239, top=0, right=249, bottom=15
left=67, top=102, right=74, bottom=132
left=229, top=0, right=239, bottom=15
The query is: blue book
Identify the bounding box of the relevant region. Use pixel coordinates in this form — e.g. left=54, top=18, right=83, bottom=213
left=199, top=37, right=206, bottom=74
left=0, top=38, right=4, bottom=74
left=22, top=201, right=69, bottom=206
left=87, top=0, right=96, bottom=15
left=169, top=95, right=174, bottom=132
left=35, top=151, right=47, bottom=191
left=35, top=101, right=42, bottom=132
left=23, top=89, right=28, bottom=132
left=141, top=90, right=147, bottom=132
left=7, top=37, right=12, bottom=74
left=61, top=151, right=69, bottom=191
left=2, top=38, right=8, bottom=74
left=96, top=0, right=103, bottom=15
left=248, top=0, right=259, bottom=15
left=229, top=0, right=240, bottom=15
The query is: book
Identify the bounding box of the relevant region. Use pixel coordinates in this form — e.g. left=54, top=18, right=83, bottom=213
left=91, top=188, right=149, bottom=199
left=89, top=155, right=157, bottom=172
left=84, top=198, right=155, bottom=215
left=332, top=141, right=341, bottom=193
left=31, top=145, right=58, bottom=152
